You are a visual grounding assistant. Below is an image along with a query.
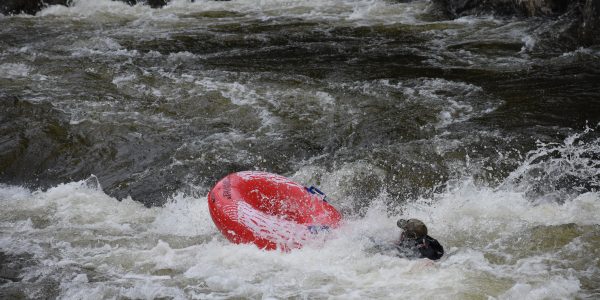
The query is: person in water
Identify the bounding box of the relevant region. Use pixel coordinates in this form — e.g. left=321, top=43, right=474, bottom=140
left=395, top=218, right=444, bottom=260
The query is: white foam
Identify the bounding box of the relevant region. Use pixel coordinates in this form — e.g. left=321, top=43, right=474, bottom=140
left=70, top=37, right=139, bottom=58
left=1, top=168, right=597, bottom=299
left=520, top=35, right=536, bottom=53
left=402, top=181, right=600, bottom=240
left=150, top=193, right=216, bottom=236
left=112, top=73, right=137, bottom=88
left=39, top=0, right=149, bottom=18
left=0, top=63, right=31, bottom=78
left=167, top=51, right=197, bottom=62
left=32, top=0, right=431, bottom=25
left=498, top=277, right=580, bottom=300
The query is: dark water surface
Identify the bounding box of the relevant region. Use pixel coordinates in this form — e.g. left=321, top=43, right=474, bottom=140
left=1, top=1, right=599, bottom=299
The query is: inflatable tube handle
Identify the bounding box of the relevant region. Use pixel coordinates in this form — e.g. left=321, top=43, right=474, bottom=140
left=307, top=225, right=330, bottom=234
left=306, top=186, right=328, bottom=202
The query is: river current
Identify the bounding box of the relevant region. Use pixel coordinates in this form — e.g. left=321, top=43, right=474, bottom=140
left=1, top=0, right=599, bottom=299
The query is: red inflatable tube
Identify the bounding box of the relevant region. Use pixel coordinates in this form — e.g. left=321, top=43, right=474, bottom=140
left=208, top=171, right=342, bottom=250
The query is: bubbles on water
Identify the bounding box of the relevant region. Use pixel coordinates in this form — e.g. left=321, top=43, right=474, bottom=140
left=0, top=63, right=31, bottom=78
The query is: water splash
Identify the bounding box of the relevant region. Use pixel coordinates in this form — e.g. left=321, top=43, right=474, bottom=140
left=501, top=123, right=600, bottom=203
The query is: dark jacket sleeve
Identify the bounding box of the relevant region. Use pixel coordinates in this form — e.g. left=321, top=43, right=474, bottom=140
left=417, top=236, right=444, bottom=260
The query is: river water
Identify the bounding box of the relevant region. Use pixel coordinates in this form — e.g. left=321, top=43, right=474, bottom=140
left=1, top=0, right=599, bottom=299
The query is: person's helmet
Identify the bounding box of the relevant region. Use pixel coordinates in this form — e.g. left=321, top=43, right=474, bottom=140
left=397, top=218, right=427, bottom=239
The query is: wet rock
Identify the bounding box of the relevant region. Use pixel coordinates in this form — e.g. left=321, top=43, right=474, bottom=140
left=0, top=0, right=169, bottom=15
left=122, top=0, right=170, bottom=9
left=429, top=0, right=600, bottom=47
left=146, top=0, right=169, bottom=8
left=579, top=0, right=600, bottom=45
left=430, top=0, right=574, bottom=18
left=429, top=0, right=515, bottom=18
left=0, top=0, right=67, bottom=15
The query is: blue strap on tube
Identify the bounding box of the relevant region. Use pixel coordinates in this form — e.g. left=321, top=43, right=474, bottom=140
left=306, top=186, right=328, bottom=202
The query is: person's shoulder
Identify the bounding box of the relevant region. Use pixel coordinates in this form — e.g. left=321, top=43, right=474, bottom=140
left=426, top=235, right=443, bottom=248
left=425, top=235, right=439, bottom=242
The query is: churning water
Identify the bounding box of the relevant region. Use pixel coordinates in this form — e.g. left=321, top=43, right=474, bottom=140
left=1, top=0, right=599, bottom=299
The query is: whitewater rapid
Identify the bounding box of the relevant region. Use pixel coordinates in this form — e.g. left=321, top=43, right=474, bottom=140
left=2, top=0, right=600, bottom=298
left=2, top=128, right=599, bottom=299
